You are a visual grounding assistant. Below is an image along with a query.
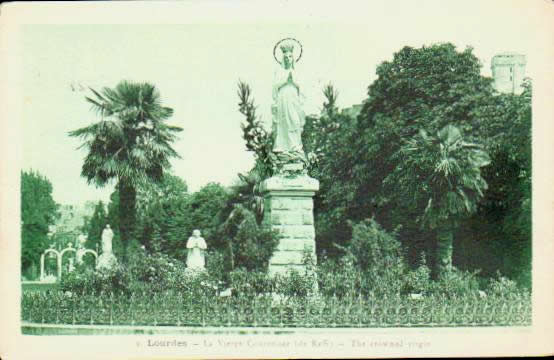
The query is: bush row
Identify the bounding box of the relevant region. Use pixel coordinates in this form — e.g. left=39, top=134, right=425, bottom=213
left=60, top=252, right=523, bottom=300
left=59, top=217, right=526, bottom=300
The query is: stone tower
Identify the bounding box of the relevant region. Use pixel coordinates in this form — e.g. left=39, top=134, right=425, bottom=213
left=491, top=53, right=526, bottom=94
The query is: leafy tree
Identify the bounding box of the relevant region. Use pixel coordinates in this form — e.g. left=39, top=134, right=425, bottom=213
left=120, top=178, right=227, bottom=262
left=311, top=44, right=495, bottom=269
left=302, top=84, right=359, bottom=257
left=306, top=43, right=531, bottom=285
left=82, top=201, right=108, bottom=254
left=230, top=81, right=277, bottom=230
left=302, top=83, right=340, bottom=174
left=458, top=80, right=532, bottom=286
left=69, top=81, right=183, bottom=261
left=21, top=170, right=59, bottom=278
left=237, top=81, right=274, bottom=179
left=223, top=171, right=265, bottom=225
left=134, top=174, right=189, bottom=258
left=183, top=182, right=229, bottom=247
left=136, top=173, right=189, bottom=209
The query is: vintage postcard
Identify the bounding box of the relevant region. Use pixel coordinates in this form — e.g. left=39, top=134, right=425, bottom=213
left=1, top=0, right=553, bottom=359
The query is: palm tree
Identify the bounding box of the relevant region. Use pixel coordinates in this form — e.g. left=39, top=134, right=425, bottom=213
left=69, top=80, right=183, bottom=261
left=387, top=125, right=490, bottom=276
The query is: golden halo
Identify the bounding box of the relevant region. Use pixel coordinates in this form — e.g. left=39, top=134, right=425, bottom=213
left=273, top=38, right=303, bottom=65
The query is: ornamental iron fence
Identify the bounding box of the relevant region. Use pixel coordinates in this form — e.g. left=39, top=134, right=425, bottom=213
left=21, top=291, right=531, bottom=328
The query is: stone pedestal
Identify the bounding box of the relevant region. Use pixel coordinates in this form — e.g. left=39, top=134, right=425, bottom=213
left=96, top=252, right=117, bottom=271
left=260, top=174, right=319, bottom=277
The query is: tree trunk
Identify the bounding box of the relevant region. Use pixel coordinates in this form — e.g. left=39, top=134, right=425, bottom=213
left=118, top=180, right=136, bottom=262
left=435, top=219, right=454, bottom=277
left=226, top=237, right=235, bottom=270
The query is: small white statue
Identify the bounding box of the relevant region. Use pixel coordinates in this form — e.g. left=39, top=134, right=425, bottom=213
left=78, top=233, right=87, bottom=246
left=76, top=233, right=87, bottom=264
left=186, top=229, right=207, bottom=271
left=101, top=224, right=114, bottom=253
left=96, top=224, right=117, bottom=270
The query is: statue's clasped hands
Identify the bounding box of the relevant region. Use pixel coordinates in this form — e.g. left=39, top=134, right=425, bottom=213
left=287, top=72, right=293, bottom=83
left=281, top=71, right=299, bottom=94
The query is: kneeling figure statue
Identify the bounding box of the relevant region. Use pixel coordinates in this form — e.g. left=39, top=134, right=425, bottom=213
left=186, top=229, right=207, bottom=271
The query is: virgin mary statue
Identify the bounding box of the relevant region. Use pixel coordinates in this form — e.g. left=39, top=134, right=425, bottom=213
left=272, top=41, right=306, bottom=157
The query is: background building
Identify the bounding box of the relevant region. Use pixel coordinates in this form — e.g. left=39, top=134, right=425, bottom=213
left=491, top=52, right=526, bottom=94
left=50, top=202, right=96, bottom=249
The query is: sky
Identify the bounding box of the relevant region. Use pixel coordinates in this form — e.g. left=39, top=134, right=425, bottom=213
left=18, top=1, right=549, bottom=206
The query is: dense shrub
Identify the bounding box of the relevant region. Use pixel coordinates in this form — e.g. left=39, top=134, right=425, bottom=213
left=403, top=255, right=432, bottom=294
left=316, top=220, right=492, bottom=298
left=59, top=263, right=130, bottom=294
left=349, top=219, right=405, bottom=271
left=59, top=248, right=222, bottom=297
left=274, top=269, right=317, bottom=299
left=220, top=204, right=279, bottom=272
left=486, top=271, right=522, bottom=297
left=124, top=249, right=187, bottom=292
left=317, top=255, right=362, bottom=298
left=58, top=226, right=524, bottom=303
left=229, top=268, right=276, bottom=296
left=428, top=267, right=480, bottom=298
left=343, top=219, right=408, bottom=295
left=205, top=249, right=228, bottom=282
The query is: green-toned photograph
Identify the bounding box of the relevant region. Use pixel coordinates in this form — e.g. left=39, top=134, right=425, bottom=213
left=8, top=4, right=548, bottom=356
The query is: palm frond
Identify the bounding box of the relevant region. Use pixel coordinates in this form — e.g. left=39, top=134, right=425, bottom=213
left=70, top=80, right=181, bottom=189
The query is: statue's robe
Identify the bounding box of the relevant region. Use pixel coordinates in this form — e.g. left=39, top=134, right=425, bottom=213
left=272, top=65, right=306, bottom=154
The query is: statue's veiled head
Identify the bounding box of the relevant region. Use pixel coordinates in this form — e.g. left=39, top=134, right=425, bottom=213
left=193, top=229, right=201, bottom=237
left=274, top=38, right=302, bottom=69
left=280, top=43, right=295, bottom=69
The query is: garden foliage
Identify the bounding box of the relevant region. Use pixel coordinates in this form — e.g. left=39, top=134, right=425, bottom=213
left=24, top=43, right=532, bottom=308
left=219, top=204, right=279, bottom=273
left=299, top=43, right=531, bottom=287
left=21, top=170, right=59, bottom=279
